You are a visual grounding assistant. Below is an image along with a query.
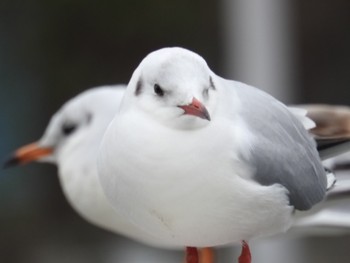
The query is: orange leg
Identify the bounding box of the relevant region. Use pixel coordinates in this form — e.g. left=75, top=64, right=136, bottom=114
left=199, top=247, right=214, bottom=263
left=186, top=247, right=199, bottom=263
left=238, top=241, right=251, bottom=263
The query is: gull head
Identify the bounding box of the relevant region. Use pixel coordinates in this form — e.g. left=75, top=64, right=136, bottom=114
left=123, top=47, right=218, bottom=130
left=4, top=86, right=124, bottom=167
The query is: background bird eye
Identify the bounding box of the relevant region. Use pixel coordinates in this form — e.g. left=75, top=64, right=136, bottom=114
left=153, top=84, right=164, bottom=97
left=62, top=123, right=77, bottom=136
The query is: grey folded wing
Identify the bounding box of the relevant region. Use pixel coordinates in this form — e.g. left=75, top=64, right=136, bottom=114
left=233, top=82, right=327, bottom=211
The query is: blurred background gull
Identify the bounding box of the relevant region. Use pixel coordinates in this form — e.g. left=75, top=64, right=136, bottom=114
left=1, top=1, right=350, bottom=263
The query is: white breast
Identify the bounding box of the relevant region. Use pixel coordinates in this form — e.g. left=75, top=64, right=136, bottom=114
left=57, top=134, right=181, bottom=248
left=98, top=109, right=294, bottom=247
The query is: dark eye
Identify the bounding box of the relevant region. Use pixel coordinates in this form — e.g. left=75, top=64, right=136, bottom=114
left=154, top=84, right=164, bottom=97
left=203, top=88, right=209, bottom=98
left=62, top=123, right=77, bottom=136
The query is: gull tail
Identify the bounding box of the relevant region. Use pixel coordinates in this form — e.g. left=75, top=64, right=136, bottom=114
left=288, top=107, right=316, bottom=130
left=324, top=167, right=336, bottom=191
left=316, top=137, right=350, bottom=160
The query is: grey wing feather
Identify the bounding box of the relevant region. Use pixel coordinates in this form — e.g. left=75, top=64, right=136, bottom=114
left=233, top=82, right=327, bottom=211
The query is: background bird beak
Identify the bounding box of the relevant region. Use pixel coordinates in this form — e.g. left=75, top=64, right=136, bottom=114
left=178, top=97, right=211, bottom=121
left=3, top=142, right=53, bottom=168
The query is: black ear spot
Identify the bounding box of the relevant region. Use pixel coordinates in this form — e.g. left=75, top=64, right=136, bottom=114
left=209, top=76, right=216, bottom=90
left=86, top=113, right=92, bottom=124
left=135, top=79, right=143, bottom=96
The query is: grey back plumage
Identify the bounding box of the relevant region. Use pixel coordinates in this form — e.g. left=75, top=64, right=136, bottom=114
left=233, top=82, right=327, bottom=211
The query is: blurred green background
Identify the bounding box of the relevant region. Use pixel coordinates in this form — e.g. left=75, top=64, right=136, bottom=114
left=0, top=1, right=350, bottom=263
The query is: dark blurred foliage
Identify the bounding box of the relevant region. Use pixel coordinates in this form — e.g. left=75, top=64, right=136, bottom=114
left=0, top=0, right=221, bottom=106
left=296, top=0, right=350, bottom=104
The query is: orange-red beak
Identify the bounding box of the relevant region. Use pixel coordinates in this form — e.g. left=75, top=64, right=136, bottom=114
left=178, top=97, right=211, bottom=121
left=4, top=142, right=53, bottom=168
